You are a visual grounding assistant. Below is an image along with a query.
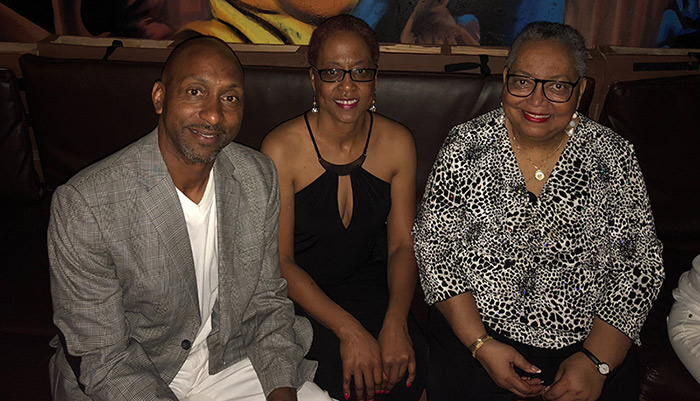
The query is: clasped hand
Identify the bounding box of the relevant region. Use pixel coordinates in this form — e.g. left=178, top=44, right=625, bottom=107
left=475, top=339, right=544, bottom=399
left=540, top=352, right=606, bottom=401
left=477, top=341, right=606, bottom=401
left=339, top=322, right=415, bottom=401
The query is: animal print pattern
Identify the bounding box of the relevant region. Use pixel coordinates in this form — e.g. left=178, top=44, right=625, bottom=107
left=413, top=108, right=664, bottom=348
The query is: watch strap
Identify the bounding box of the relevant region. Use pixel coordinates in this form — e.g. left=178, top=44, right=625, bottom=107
left=580, top=347, right=610, bottom=375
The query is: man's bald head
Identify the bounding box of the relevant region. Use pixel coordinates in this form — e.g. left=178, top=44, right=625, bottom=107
left=161, top=36, right=243, bottom=85
left=152, top=35, right=245, bottom=168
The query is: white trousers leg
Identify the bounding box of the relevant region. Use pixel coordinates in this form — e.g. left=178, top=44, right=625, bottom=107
left=668, top=301, right=700, bottom=384
left=177, top=357, right=335, bottom=401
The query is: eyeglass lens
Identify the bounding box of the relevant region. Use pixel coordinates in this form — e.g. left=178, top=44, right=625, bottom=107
left=319, top=68, right=376, bottom=82
left=507, top=76, right=575, bottom=103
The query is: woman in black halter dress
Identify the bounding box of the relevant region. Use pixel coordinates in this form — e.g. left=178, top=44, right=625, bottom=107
left=261, top=15, right=427, bottom=401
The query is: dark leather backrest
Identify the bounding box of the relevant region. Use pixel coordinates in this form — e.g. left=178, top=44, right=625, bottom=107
left=598, top=75, right=700, bottom=251
left=0, top=68, right=40, bottom=206
left=19, top=55, right=502, bottom=197
left=19, top=54, right=593, bottom=202
left=19, top=54, right=162, bottom=191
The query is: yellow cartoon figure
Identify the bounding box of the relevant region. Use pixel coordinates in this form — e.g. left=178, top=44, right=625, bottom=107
left=182, top=0, right=358, bottom=44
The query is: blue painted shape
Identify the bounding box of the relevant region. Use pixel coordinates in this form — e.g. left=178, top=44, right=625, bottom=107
left=351, top=0, right=390, bottom=29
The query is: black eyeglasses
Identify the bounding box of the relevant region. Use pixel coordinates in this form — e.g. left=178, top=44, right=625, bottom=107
left=313, top=67, right=377, bottom=83
left=506, top=73, right=581, bottom=103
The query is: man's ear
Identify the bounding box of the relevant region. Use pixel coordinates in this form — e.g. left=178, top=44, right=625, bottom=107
left=152, top=80, right=164, bottom=115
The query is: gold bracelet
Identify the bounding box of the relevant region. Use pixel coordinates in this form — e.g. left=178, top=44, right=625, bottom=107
left=467, top=334, right=494, bottom=358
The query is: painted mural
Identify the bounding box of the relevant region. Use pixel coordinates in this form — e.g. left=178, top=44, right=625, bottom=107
left=1, top=0, right=698, bottom=48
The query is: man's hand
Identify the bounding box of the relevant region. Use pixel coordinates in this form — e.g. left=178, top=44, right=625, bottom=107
left=377, top=318, right=416, bottom=393
left=267, top=386, right=297, bottom=401
left=541, top=352, right=606, bottom=401
left=338, top=324, right=383, bottom=401
left=475, top=340, right=544, bottom=398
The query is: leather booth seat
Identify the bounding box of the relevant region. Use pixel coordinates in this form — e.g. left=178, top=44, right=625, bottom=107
left=0, top=68, right=53, bottom=401
left=598, top=74, right=700, bottom=401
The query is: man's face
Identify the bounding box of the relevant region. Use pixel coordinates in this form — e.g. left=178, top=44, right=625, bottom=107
left=153, top=41, right=244, bottom=166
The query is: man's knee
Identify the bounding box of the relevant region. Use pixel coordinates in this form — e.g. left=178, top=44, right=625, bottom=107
left=297, top=381, right=336, bottom=401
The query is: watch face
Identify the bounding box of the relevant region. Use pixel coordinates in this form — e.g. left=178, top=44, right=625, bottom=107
left=598, top=363, right=610, bottom=375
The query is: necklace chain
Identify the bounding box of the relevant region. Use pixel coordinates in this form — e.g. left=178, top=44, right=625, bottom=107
left=509, top=129, right=568, bottom=182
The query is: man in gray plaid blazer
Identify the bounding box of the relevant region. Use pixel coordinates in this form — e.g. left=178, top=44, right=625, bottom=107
left=47, top=36, right=331, bottom=401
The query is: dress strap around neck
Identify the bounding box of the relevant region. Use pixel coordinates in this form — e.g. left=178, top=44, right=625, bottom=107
left=303, top=111, right=374, bottom=176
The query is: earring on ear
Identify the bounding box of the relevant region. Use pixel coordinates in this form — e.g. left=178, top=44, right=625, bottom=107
left=565, top=111, right=579, bottom=136
left=369, top=98, right=377, bottom=112
left=311, top=94, right=318, bottom=113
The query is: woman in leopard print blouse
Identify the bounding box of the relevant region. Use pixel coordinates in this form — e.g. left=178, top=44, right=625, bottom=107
left=413, top=22, right=664, bottom=401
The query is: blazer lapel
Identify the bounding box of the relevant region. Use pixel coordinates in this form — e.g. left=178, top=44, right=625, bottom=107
left=137, top=131, right=200, bottom=316
left=213, top=153, right=240, bottom=335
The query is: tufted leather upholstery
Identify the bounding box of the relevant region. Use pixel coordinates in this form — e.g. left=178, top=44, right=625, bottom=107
left=0, top=68, right=53, bottom=401
left=0, top=68, right=40, bottom=214
left=599, top=74, right=700, bottom=401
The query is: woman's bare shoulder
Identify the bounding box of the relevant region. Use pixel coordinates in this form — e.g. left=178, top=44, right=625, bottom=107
left=261, top=115, right=308, bottom=157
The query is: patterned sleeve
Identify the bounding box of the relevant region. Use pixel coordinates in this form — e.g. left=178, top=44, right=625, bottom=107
left=595, top=143, right=665, bottom=344
left=49, top=184, right=179, bottom=400
left=413, top=125, right=473, bottom=305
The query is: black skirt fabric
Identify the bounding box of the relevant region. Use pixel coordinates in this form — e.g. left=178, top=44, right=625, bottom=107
left=426, top=305, right=639, bottom=401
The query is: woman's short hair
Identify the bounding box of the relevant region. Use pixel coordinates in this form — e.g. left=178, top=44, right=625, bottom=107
left=505, top=22, right=587, bottom=77
left=307, top=14, right=380, bottom=67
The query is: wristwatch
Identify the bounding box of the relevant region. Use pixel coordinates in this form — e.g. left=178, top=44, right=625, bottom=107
left=580, top=347, right=610, bottom=376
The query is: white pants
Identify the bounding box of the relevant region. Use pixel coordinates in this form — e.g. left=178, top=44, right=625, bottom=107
left=668, top=301, right=700, bottom=384
left=170, top=356, right=335, bottom=401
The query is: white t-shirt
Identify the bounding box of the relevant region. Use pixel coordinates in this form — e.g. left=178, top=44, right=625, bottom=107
left=170, top=170, right=219, bottom=396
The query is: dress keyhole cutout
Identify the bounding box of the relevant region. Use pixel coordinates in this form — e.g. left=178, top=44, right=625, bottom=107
left=337, top=175, right=354, bottom=229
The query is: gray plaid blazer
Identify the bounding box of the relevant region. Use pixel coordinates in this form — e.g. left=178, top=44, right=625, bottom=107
left=48, top=130, right=315, bottom=400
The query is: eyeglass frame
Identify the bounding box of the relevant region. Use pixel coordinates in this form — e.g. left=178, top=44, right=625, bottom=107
left=312, top=66, right=378, bottom=83
left=505, top=73, right=581, bottom=103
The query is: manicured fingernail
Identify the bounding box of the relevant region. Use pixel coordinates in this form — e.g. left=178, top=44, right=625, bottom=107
left=406, top=381, right=412, bottom=388
left=533, top=366, right=542, bottom=373
left=343, top=393, right=349, bottom=400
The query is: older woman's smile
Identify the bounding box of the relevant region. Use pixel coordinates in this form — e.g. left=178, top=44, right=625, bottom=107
left=522, top=110, right=551, bottom=123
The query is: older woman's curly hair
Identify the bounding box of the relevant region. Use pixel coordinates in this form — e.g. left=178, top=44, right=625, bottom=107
left=307, top=14, right=380, bottom=67
left=506, top=22, right=588, bottom=77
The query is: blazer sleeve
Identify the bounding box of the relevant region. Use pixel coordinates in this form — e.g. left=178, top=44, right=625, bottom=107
left=238, top=161, right=316, bottom=397
left=48, top=183, right=178, bottom=401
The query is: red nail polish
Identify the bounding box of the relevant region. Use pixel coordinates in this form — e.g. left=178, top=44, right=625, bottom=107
left=406, top=381, right=412, bottom=388
left=343, top=393, right=349, bottom=400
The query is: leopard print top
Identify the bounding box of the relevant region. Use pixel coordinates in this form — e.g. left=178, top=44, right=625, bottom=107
left=413, top=108, right=664, bottom=348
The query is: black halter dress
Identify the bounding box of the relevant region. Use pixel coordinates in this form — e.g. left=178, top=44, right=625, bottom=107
left=293, top=111, right=427, bottom=400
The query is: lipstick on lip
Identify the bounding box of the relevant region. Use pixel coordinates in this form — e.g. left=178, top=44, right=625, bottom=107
left=522, top=110, right=550, bottom=123
left=334, top=98, right=359, bottom=110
